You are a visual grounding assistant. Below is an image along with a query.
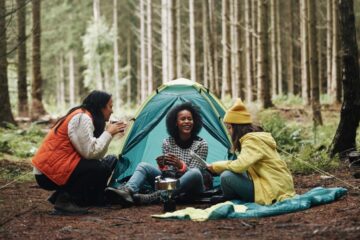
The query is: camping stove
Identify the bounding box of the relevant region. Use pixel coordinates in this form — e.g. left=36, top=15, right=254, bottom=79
left=155, top=175, right=179, bottom=212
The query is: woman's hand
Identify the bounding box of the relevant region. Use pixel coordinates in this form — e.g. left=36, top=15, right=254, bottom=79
left=163, top=153, right=183, bottom=169
left=207, top=164, right=216, bottom=174
left=106, top=121, right=127, bottom=136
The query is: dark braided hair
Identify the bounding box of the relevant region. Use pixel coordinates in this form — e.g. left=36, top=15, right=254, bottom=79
left=53, top=90, right=112, bottom=137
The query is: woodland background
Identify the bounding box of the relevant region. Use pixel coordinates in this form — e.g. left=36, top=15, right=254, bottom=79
left=0, top=0, right=360, bottom=159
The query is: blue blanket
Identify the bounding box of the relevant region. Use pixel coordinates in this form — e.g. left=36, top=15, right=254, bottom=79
left=152, top=187, right=347, bottom=221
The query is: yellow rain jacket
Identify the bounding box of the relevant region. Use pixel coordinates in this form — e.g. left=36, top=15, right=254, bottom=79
left=212, top=132, right=296, bottom=205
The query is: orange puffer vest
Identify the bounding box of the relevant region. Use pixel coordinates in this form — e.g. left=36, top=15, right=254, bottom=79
left=32, top=109, right=92, bottom=186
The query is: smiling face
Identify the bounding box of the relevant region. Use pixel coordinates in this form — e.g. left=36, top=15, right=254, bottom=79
left=101, top=98, right=113, bottom=121
left=176, top=110, right=194, bottom=139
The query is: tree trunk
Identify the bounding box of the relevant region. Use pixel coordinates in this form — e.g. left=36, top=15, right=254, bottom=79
left=17, top=0, right=29, bottom=117
left=286, top=0, right=294, bottom=95
left=275, top=0, right=283, bottom=95
left=300, top=0, right=309, bottom=105
left=221, top=0, right=229, bottom=99
left=140, top=0, right=146, bottom=101
left=175, top=0, right=182, bottom=77
left=161, top=0, right=168, bottom=83
left=308, top=0, right=323, bottom=126
left=31, top=0, right=47, bottom=120
left=270, top=0, right=277, bottom=96
left=189, top=0, right=196, bottom=82
left=202, top=2, right=209, bottom=88
left=113, top=0, right=120, bottom=111
left=0, top=0, right=16, bottom=126
left=330, top=0, right=360, bottom=158
left=147, top=0, right=153, bottom=94
left=68, top=50, right=75, bottom=107
left=127, top=36, right=132, bottom=105
left=331, top=0, right=341, bottom=103
left=257, top=0, right=272, bottom=108
left=230, top=0, right=239, bottom=99
left=244, top=0, right=253, bottom=102
left=58, top=55, right=65, bottom=111
left=168, top=0, right=174, bottom=81
left=251, top=0, right=257, bottom=100
left=326, top=0, right=333, bottom=95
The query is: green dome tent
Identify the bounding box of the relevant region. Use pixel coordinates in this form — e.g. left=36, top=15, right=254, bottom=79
left=109, top=78, right=233, bottom=187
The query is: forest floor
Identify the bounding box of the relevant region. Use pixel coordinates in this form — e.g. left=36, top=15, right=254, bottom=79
left=0, top=159, right=359, bottom=240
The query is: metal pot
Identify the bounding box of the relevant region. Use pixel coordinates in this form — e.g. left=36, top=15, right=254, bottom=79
left=155, top=176, right=179, bottom=191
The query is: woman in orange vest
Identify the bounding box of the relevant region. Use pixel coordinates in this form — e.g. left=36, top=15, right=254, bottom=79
left=32, top=90, right=126, bottom=214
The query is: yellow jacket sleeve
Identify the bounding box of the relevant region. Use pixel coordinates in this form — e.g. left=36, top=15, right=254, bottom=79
left=212, top=136, right=264, bottom=174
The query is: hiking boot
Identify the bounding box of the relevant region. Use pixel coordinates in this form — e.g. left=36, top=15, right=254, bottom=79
left=54, top=192, right=88, bottom=215
left=105, top=186, right=134, bottom=204
left=133, top=190, right=163, bottom=204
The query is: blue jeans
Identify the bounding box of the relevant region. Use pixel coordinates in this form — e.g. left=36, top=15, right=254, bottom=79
left=220, top=170, right=254, bottom=202
left=126, top=162, right=205, bottom=196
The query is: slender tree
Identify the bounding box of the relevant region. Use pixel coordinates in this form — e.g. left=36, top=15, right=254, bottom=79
left=257, top=0, right=272, bottom=108
left=308, top=0, right=323, bottom=125
left=0, top=0, right=16, bottom=126
left=113, top=0, right=120, bottom=111
left=330, top=0, right=360, bottom=158
left=244, top=0, right=253, bottom=102
left=17, top=0, right=29, bottom=117
left=326, top=0, right=333, bottom=95
left=31, top=0, right=47, bottom=119
left=189, top=0, right=196, bottom=82
left=221, top=0, right=229, bottom=99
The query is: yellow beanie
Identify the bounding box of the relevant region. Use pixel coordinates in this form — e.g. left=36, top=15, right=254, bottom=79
left=223, top=98, right=252, bottom=124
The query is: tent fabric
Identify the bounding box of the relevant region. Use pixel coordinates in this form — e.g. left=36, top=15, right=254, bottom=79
left=109, top=78, right=233, bottom=188
left=151, top=187, right=347, bottom=221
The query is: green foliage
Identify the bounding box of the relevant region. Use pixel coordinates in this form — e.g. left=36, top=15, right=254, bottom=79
left=272, top=94, right=304, bottom=107
left=285, top=145, right=339, bottom=174
left=0, top=125, right=45, bottom=158
left=258, top=110, right=302, bottom=152
left=82, top=17, right=114, bottom=89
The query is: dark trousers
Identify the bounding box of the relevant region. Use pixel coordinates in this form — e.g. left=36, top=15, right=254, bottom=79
left=35, top=157, right=114, bottom=206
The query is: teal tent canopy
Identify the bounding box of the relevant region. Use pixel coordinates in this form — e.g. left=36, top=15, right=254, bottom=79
left=109, top=78, right=232, bottom=187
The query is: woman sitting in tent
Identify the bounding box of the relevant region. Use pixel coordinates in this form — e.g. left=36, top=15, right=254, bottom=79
left=32, top=90, right=127, bottom=214
left=106, top=102, right=211, bottom=204
left=207, top=99, right=296, bottom=205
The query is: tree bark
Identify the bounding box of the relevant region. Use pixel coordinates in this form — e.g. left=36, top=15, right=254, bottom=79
left=326, top=0, right=333, bottom=95
left=17, top=0, right=29, bottom=117
left=68, top=50, right=75, bottom=107
left=257, top=0, right=272, bottom=108
left=147, top=0, right=153, bottom=94
left=113, top=0, right=120, bottom=111
left=140, top=0, right=146, bottom=101
left=300, top=0, right=309, bottom=105
left=330, top=0, right=360, bottom=157
left=31, top=0, right=47, bottom=120
left=285, top=0, right=294, bottom=94
left=0, top=0, right=16, bottom=126
left=244, top=0, right=253, bottom=102
left=308, top=0, right=323, bottom=125
left=189, top=0, right=196, bottom=82
left=221, top=0, right=229, bottom=99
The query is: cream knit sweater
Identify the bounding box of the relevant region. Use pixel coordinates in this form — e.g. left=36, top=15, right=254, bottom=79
left=33, top=113, right=112, bottom=174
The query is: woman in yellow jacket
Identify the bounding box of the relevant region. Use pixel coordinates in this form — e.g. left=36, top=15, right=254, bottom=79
left=207, top=99, right=295, bottom=205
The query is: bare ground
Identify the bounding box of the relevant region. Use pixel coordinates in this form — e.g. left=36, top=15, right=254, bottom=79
left=0, top=159, right=359, bottom=240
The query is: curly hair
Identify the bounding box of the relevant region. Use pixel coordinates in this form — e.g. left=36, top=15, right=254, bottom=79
left=166, top=102, right=203, bottom=140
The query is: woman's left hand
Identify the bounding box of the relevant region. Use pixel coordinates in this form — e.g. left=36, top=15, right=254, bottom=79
left=207, top=164, right=216, bottom=174
left=164, top=154, right=183, bottom=169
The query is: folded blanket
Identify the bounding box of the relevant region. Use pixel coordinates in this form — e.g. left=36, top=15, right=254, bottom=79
left=152, top=187, right=347, bottom=221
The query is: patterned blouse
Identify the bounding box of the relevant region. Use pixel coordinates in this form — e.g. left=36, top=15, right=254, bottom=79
left=162, top=136, right=208, bottom=169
